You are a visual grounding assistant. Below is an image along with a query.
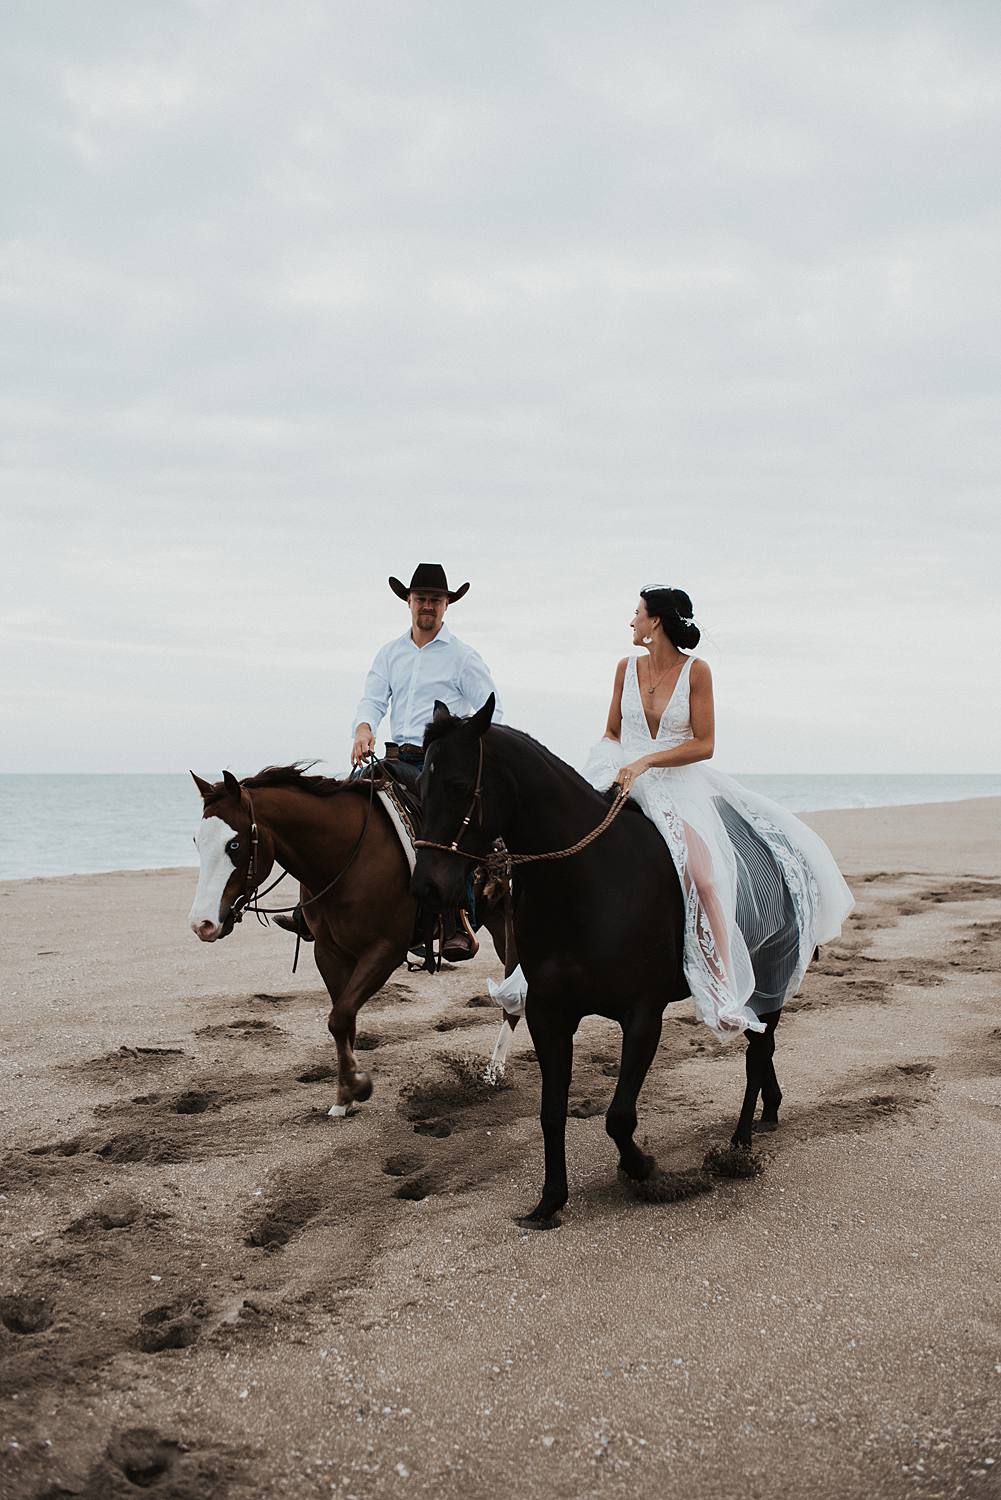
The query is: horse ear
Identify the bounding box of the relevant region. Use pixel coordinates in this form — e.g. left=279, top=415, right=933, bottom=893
left=190, top=772, right=214, bottom=798
left=432, top=700, right=452, bottom=723
left=468, top=694, right=495, bottom=738
left=221, top=769, right=242, bottom=798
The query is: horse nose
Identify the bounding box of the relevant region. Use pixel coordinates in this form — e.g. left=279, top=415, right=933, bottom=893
left=411, top=857, right=459, bottom=910
left=194, top=919, right=219, bottom=942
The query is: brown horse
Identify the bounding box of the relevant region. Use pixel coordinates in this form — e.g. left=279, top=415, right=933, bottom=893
left=189, top=764, right=509, bottom=1113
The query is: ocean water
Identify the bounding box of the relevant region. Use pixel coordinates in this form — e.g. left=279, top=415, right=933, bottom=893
left=1, top=773, right=1000, bottom=881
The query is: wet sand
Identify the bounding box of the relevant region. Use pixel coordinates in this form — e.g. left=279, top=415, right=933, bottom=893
left=1, top=798, right=999, bottom=1499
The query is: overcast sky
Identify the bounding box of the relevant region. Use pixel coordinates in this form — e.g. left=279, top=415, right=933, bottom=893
left=3, top=0, right=999, bottom=776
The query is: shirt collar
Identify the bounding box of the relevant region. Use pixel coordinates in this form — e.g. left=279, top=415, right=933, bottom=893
left=402, top=622, right=452, bottom=649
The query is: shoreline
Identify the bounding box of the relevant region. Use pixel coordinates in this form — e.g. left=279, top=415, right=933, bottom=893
left=4, top=795, right=1000, bottom=885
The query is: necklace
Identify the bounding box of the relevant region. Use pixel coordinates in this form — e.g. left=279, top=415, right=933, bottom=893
left=644, top=656, right=682, bottom=696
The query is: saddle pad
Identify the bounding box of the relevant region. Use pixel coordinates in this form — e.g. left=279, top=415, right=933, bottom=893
left=377, top=787, right=417, bottom=875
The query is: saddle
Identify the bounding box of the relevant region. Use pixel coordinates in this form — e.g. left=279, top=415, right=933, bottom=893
left=357, top=758, right=477, bottom=969
left=369, top=757, right=423, bottom=836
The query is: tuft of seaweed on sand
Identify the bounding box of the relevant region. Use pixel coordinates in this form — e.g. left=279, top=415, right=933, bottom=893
left=702, top=1145, right=764, bottom=1178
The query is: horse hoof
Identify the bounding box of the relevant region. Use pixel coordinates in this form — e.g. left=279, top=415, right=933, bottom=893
left=515, top=1211, right=562, bottom=1232
left=753, top=1118, right=779, bottom=1133
left=352, top=1072, right=373, bottom=1103
left=618, top=1152, right=657, bottom=1183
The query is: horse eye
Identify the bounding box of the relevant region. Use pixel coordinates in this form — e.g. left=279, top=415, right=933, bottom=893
left=227, top=838, right=240, bottom=853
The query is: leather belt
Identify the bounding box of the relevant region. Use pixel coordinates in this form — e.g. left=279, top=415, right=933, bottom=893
left=385, top=742, right=425, bottom=761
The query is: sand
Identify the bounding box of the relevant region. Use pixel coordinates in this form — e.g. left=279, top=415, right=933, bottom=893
left=1, top=798, right=1000, bottom=1500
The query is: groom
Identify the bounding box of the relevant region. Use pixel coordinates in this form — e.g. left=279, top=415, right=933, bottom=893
left=351, top=562, right=502, bottom=768
left=277, top=563, right=503, bottom=960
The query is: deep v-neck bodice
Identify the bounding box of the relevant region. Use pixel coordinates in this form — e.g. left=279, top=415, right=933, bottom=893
left=623, top=654, right=695, bottom=749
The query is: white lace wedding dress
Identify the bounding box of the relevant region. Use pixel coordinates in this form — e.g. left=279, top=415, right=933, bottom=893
left=489, top=655, right=854, bottom=1043
left=581, top=655, right=854, bottom=1037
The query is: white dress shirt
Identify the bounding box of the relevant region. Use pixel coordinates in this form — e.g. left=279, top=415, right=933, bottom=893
left=352, top=624, right=503, bottom=746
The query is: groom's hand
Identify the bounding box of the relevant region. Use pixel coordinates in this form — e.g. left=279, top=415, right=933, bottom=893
left=352, top=725, right=376, bottom=766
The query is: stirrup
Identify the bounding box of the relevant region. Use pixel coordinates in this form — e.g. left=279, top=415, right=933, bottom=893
left=274, top=906, right=314, bottom=942
left=442, top=910, right=479, bottom=963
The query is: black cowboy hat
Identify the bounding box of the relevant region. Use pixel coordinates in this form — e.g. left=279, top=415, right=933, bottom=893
left=388, top=563, right=469, bottom=603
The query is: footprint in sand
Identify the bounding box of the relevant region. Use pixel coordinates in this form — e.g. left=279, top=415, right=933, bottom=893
left=97, top=1131, right=190, bottom=1165
left=196, top=1018, right=286, bottom=1043
left=66, top=1193, right=141, bottom=1234
left=435, top=1013, right=496, bottom=1033
left=0, top=1293, right=54, bottom=1335
left=569, top=1098, right=604, bottom=1119
left=104, top=1428, right=181, bottom=1487
left=28, top=1137, right=87, bottom=1158
left=413, top=1118, right=452, bottom=1138
left=65, top=1046, right=187, bottom=1080
left=169, top=1089, right=222, bottom=1115
left=383, top=1154, right=424, bottom=1177
left=245, top=1189, right=321, bottom=1250
left=393, top=1174, right=434, bottom=1202
left=296, top=1062, right=337, bottom=1083
left=792, top=1090, right=925, bottom=1141
left=135, top=1296, right=210, bottom=1352
left=354, top=1030, right=387, bottom=1051
left=60, top=1425, right=238, bottom=1499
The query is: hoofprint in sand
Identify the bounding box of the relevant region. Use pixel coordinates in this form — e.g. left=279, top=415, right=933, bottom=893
left=1, top=799, right=999, bottom=1500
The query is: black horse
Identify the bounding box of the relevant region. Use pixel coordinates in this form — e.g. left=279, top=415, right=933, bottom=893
left=412, top=696, right=793, bottom=1229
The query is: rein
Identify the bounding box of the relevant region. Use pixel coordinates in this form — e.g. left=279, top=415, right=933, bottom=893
left=413, top=741, right=629, bottom=879
left=230, top=762, right=378, bottom=930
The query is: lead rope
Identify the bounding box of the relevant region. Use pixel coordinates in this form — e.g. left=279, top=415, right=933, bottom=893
left=414, top=783, right=629, bottom=875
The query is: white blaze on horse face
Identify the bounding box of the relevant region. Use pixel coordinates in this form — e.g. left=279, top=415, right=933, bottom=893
left=189, top=816, right=238, bottom=937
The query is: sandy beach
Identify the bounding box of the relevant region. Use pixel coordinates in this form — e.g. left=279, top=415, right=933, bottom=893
left=1, top=797, right=999, bottom=1500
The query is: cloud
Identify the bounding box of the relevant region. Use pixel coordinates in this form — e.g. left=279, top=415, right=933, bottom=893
left=1, top=0, right=999, bottom=771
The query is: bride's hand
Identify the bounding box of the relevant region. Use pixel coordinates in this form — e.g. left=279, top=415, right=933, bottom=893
left=613, top=758, right=649, bottom=795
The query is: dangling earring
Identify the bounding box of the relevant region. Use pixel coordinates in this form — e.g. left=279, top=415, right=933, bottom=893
left=642, top=636, right=653, bottom=645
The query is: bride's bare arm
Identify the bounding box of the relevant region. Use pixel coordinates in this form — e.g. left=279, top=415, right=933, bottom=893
left=602, top=658, right=629, bottom=742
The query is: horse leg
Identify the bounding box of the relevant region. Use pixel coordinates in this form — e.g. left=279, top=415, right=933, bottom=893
left=479, top=892, right=518, bottom=976
left=314, top=939, right=401, bottom=1110
left=606, top=1007, right=663, bottom=1182
left=731, top=1010, right=781, bottom=1148
left=518, top=1003, right=575, bottom=1230
left=756, top=1010, right=783, bottom=1132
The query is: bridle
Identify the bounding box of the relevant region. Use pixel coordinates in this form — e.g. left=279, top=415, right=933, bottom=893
left=412, top=741, right=485, bottom=856
left=225, top=766, right=379, bottom=964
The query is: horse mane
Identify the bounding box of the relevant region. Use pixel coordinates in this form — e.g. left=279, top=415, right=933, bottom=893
left=206, top=763, right=348, bottom=804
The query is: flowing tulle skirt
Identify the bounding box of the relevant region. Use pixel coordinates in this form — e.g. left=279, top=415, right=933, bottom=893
left=580, top=739, right=854, bottom=1038
left=488, top=745, right=854, bottom=1043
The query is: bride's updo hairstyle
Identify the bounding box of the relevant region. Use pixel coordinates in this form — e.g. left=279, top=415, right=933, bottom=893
left=640, top=586, right=701, bottom=650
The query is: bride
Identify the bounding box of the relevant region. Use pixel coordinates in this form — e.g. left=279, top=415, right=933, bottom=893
left=489, top=584, right=854, bottom=1041
left=579, top=584, right=854, bottom=1037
